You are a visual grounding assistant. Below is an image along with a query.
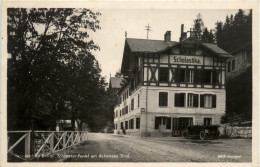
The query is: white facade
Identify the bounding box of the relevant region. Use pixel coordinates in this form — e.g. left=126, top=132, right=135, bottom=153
left=114, top=36, right=231, bottom=137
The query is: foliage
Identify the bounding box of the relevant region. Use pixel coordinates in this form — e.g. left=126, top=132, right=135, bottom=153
left=193, top=13, right=204, bottom=41
left=193, top=13, right=214, bottom=43
left=201, top=28, right=214, bottom=43
left=214, top=9, right=252, bottom=52
left=115, top=68, right=122, bottom=78
left=225, top=68, right=252, bottom=121
left=7, top=8, right=104, bottom=130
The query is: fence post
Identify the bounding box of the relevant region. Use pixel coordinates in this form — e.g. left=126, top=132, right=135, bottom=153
left=25, top=132, right=31, bottom=157
left=63, top=132, right=66, bottom=149
left=71, top=132, right=74, bottom=146
left=50, top=133, right=54, bottom=152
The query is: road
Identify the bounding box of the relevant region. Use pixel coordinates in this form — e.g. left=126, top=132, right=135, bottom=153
left=59, top=133, right=251, bottom=162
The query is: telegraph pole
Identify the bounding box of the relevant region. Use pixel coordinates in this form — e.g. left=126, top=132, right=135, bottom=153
left=145, top=24, right=151, bottom=39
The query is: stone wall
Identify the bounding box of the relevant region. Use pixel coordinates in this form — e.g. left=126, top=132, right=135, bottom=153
left=219, top=124, right=252, bottom=138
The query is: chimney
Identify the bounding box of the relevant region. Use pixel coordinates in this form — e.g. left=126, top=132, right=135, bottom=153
left=164, top=31, right=171, bottom=42
left=179, top=24, right=187, bottom=42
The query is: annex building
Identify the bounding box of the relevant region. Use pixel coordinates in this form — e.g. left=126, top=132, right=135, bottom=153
left=113, top=25, right=232, bottom=136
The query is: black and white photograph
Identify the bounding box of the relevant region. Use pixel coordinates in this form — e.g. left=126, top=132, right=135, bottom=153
left=1, top=1, right=259, bottom=166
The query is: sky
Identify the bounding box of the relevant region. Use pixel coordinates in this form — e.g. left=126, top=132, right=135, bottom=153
left=88, top=9, right=246, bottom=83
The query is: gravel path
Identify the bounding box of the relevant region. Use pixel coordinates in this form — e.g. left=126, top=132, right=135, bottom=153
left=61, top=133, right=251, bottom=162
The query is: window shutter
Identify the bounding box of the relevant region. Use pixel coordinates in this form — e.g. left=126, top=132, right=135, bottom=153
left=164, top=93, right=168, bottom=106
left=180, top=93, right=185, bottom=107
left=212, top=70, right=217, bottom=85
left=212, top=95, right=217, bottom=108
left=172, top=118, right=179, bottom=130
left=194, top=94, right=199, bottom=107
left=200, top=94, right=204, bottom=107
left=194, top=69, right=199, bottom=84
left=162, top=117, right=166, bottom=125
left=175, top=93, right=180, bottom=107
left=186, top=70, right=189, bottom=83
left=155, top=117, right=160, bottom=129
left=175, top=68, right=180, bottom=83
left=166, top=117, right=171, bottom=129
left=159, top=93, right=162, bottom=106
left=159, top=92, right=168, bottom=106
left=201, top=70, right=205, bottom=84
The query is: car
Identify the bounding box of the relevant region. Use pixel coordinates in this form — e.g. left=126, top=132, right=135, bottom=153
left=182, top=125, right=220, bottom=140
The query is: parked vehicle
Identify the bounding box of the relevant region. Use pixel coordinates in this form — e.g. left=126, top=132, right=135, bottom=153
left=182, top=125, right=220, bottom=140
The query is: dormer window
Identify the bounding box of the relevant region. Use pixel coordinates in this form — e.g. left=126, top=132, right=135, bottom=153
left=180, top=48, right=196, bottom=55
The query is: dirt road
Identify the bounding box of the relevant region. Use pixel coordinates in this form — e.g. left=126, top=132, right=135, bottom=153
left=61, top=133, right=251, bottom=162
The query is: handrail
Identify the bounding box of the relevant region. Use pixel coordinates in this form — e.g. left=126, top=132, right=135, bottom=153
left=8, top=133, right=28, bottom=153
left=8, top=131, right=84, bottom=133
left=8, top=131, right=88, bottom=161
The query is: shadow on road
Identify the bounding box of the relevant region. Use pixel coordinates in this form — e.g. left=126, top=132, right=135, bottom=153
left=190, top=140, right=222, bottom=144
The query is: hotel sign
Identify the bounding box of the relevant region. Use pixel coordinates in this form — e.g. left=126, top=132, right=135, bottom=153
left=173, top=55, right=203, bottom=65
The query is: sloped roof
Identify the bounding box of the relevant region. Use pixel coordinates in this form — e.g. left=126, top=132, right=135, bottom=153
left=121, top=38, right=232, bottom=74
left=231, top=42, right=252, bottom=54
left=109, top=77, right=123, bottom=89
left=126, top=38, right=178, bottom=52
left=126, top=38, right=232, bottom=57
left=201, top=43, right=232, bottom=57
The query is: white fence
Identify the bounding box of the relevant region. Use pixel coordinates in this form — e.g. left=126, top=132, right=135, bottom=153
left=8, top=131, right=88, bottom=161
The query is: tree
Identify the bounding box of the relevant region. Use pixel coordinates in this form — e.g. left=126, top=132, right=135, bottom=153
left=214, top=9, right=252, bottom=52
left=201, top=28, right=214, bottom=43
left=7, top=8, right=102, bottom=130
left=193, top=13, right=204, bottom=41
left=115, top=68, right=122, bottom=78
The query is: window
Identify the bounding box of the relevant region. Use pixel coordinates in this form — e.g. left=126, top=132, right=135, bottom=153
left=136, top=118, right=140, bottom=129
left=138, top=94, right=140, bottom=108
left=154, top=117, right=167, bottom=129
left=131, top=98, right=134, bottom=110
left=179, top=117, right=193, bottom=129
left=180, top=69, right=186, bottom=82
left=120, top=110, right=121, bottom=116
left=187, top=93, right=199, bottom=107
left=200, top=94, right=216, bottom=108
left=127, top=90, right=129, bottom=98
left=159, top=92, right=168, bottom=107
left=125, top=105, right=128, bottom=114
left=232, top=59, right=235, bottom=71
left=180, top=48, right=195, bottom=55
left=186, top=70, right=194, bottom=83
left=175, top=93, right=186, bottom=107
left=121, top=122, right=123, bottom=129
left=204, top=118, right=212, bottom=125
left=155, top=117, right=160, bottom=129
left=130, top=119, right=134, bottom=129
left=166, top=117, right=171, bottom=129
left=228, top=61, right=231, bottom=73
left=159, top=68, right=169, bottom=82
left=125, top=121, right=128, bottom=129
left=202, top=70, right=212, bottom=84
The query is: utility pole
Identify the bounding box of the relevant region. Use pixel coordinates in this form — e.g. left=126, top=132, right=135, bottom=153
left=145, top=24, right=151, bottom=39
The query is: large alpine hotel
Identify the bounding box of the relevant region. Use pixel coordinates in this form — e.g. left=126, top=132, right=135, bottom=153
left=113, top=24, right=232, bottom=136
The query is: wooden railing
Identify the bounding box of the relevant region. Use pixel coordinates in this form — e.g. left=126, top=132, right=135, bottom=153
left=8, top=131, right=88, bottom=161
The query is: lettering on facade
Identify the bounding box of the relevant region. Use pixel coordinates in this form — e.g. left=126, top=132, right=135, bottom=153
left=173, top=56, right=202, bottom=65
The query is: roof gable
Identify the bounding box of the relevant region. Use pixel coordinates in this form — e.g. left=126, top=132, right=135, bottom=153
left=121, top=37, right=232, bottom=73
left=109, top=77, right=123, bottom=89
